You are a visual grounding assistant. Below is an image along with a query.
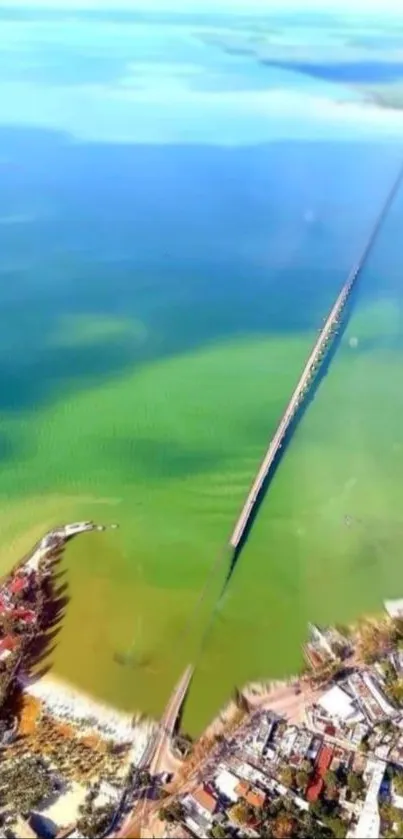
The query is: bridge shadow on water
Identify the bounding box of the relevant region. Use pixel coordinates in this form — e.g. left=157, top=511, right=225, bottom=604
left=219, top=280, right=362, bottom=599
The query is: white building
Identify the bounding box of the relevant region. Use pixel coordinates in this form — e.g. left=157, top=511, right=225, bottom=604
left=348, top=759, right=385, bottom=839
left=214, top=769, right=240, bottom=803
left=384, top=599, right=403, bottom=620
left=318, top=685, right=362, bottom=724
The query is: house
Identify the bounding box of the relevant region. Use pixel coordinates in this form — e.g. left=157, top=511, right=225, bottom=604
left=9, top=576, right=29, bottom=597
left=348, top=672, right=397, bottom=724
left=215, top=769, right=240, bottom=803
left=348, top=758, right=384, bottom=839
left=235, top=780, right=250, bottom=799
left=306, top=776, right=324, bottom=803
left=11, top=608, right=36, bottom=625
left=191, top=786, right=218, bottom=817
left=0, top=648, right=12, bottom=663
left=245, top=789, right=266, bottom=809
left=384, top=599, right=403, bottom=619
left=306, top=745, right=333, bottom=803
left=318, top=685, right=362, bottom=725
left=0, top=636, right=18, bottom=655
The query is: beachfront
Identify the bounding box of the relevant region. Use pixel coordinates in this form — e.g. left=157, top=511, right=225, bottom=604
left=23, top=675, right=156, bottom=758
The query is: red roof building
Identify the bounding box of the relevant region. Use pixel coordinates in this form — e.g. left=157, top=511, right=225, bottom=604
left=192, top=786, right=217, bottom=815
left=318, top=745, right=333, bottom=773
left=11, top=608, right=36, bottom=624
left=0, top=636, right=18, bottom=653
left=306, top=745, right=333, bottom=803
left=307, top=777, right=324, bottom=803
left=9, top=576, right=28, bottom=596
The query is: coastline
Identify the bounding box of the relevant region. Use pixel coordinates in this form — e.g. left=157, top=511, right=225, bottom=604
left=20, top=672, right=156, bottom=761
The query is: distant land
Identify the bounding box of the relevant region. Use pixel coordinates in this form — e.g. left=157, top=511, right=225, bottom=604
left=198, top=18, right=403, bottom=112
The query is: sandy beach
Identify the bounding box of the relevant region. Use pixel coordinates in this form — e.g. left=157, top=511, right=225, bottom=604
left=21, top=674, right=156, bottom=761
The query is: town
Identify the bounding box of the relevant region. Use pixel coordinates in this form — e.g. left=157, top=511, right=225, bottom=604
left=150, top=605, right=403, bottom=839
left=2, top=527, right=403, bottom=839
left=0, top=522, right=154, bottom=839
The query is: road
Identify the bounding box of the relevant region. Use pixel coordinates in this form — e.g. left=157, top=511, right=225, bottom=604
left=116, top=665, right=193, bottom=838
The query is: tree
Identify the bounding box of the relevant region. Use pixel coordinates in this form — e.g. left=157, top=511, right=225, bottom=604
left=382, top=662, right=396, bottom=685
left=158, top=801, right=185, bottom=824
left=0, top=755, right=55, bottom=813
left=77, top=804, right=116, bottom=839
left=394, top=773, right=403, bottom=796
left=279, top=766, right=294, bottom=788
left=324, top=816, right=347, bottom=838
left=324, top=770, right=339, bottom=790
left=388, top=679, right=403, bottom=705
left=300, top=759, right=314, bottom=776
left=380, top=802, right=402, bottom=824
left=310, top=800, right=326, bottom=820
left=272, top=813, right=297, bottom=839
left=380, top=718, right=394, bottom=736
left=296, top=770, right=310, bottom=791
left=347, top=772, right=364, bottom=795
left=233, top=687, right=249, bottom=713
left=300, top=811, right=329, bottom=839
left=209, top=825, right=232, bottom=839
left=229, top=801, right=252, bottom=826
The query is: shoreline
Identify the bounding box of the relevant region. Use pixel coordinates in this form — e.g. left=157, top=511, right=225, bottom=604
left=20, top=672, right=156, bottom=760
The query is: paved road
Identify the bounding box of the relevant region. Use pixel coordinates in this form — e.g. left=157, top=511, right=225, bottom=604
left=116, top=665, right=193, bottom=838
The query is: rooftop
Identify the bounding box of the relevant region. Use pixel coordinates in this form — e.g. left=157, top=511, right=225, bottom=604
left=318, top=685, right=358, bottom=722
left=215, top=769, right=240, bottom=803
left=192, top=786, right=217, bottom=816
left=245, top=789, right=265, bottom=809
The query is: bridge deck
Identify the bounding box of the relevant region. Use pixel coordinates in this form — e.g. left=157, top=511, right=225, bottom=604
left=230, top=167, right=403, bottom=550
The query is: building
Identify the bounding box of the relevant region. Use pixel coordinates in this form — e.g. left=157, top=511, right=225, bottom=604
left=0, top=636, right=18, bottom=662
left=347, top=758, right=384, bottom=839
left=245, top=789, right=266, bottom=809
left=235, top=780, right=250, bottom=799
left=306, top=745, right=333, bottom=803
left=317, top=685, right=362, bottom=725
left=308, top=624, right=337, bottom=660
left=9, top=576, right=29, bottom=597
left=384, top=599, right=403, bottom=620
left=348, top=672, right=398, bottom=724
left=191, top=786, right=217, bottom=817
left=214, top=769, right=240, bottom=803
left=183, top=788, right=218, bottom=839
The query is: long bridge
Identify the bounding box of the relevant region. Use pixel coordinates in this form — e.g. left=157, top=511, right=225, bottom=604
left=230, top=166, right=403, bottom=550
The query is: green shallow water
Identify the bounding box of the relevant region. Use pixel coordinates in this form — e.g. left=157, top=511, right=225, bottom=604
left=0, top=289, right=403, bottom=732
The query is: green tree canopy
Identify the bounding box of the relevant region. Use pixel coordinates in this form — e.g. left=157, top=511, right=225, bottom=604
left=296, top=770, right=310, bottom=791
left=347, top=772, right=365, bottom=795
left=394, top=773, right=403, bottom=796
left=279, top=766, right=294, bottom=788
left=324, top=770, right=339, bottom=790
left=323, top=816, right=347, bottom=839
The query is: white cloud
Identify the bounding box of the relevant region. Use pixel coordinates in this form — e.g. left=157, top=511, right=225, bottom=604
left=3, top=0, right=403, bottom=15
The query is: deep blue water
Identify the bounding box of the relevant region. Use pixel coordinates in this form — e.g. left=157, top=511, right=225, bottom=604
left=0, top=10, right=402, bottom=417
left=0, top=123, right=401, bottom=417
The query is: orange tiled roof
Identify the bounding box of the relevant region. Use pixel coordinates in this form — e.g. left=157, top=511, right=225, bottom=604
left=192, top=786, right=217, bottom=814
left=245, top=789, right=266, bottom=809
left=235, top=780, right=250, bottom=798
